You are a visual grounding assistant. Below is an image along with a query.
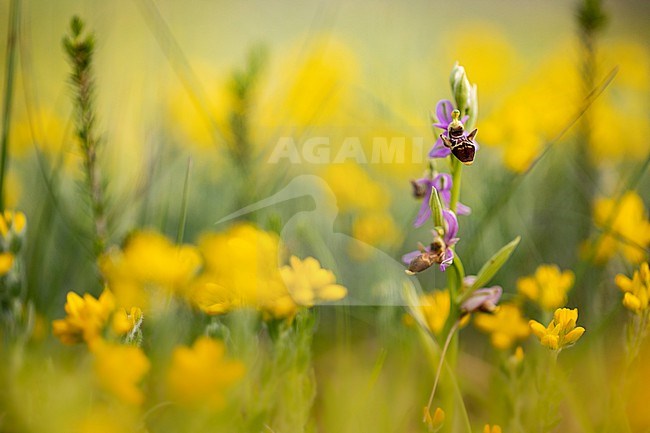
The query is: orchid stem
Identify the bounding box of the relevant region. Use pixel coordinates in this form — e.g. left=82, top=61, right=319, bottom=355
left=424, top=319, right=461, bottom=422
left=449, top=157, right=462, bottom=214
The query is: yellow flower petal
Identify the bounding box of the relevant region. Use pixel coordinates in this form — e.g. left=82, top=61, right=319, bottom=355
left=318, top=284, right=347, bottom=301
left=431, top=407, right=445, bottom=430
left=529, top=320, right=547, bottom=339
left=514, top=346, right=524, bottom=362
left=167, top=336, right=244, bottom=408
left=615, top=274, right=634, bottom=292
left=623, top=292, right=642, bottom=313
left=564, top=326, right=585, bottom=345
left=12, top=211, right=26, bottom=234
left=542, top=334, right=559, bottom=350
left=0, top=252, right=14, bottom=275
left=92, top=341, right=150, bottom=406
left=474, top=304, right=530, bottom=350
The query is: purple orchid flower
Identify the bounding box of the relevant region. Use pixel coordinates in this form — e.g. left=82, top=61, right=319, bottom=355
left=428, top=99, right=478, bottom=159
left=460, top=276, right=502, bottom=313
left=403, top=210, right=459, bottom=274
left=412, top=173, right=471, bottom=228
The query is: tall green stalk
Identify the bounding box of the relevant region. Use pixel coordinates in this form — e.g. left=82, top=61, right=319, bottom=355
left=449, top=157, right=462, bottom=214
left=63, top=16, right=108, bottom=257
left=0, top=0, right=20, bottom=210
left=176, top=157, right=192, bottom=244
left=575, top=0, right=607, bottom=242
left=228, top=46, right=267, bottom=213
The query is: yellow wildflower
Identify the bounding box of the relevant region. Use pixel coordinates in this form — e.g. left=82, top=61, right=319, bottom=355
left=165, top=62, right=229, bottom=152
left=122, top=231, right=201, bottom=287
left=52, top=289, right=116, bottom=345
left=591, top=191, right=650, bottom=264
left=417, top=290, right=450, bottom=335
left=0, top=252, right=14, bottom=275
left=484, top=425, right=503, bottom=433
left=263, top=256, right=347, bottom=320
left=444, top=21, right=520, bottom=99
left=423, top=406, right=445, bottom=432
left=474, top=304, right=531, bottom=349
left=190, top=278, right=233, bottom=315
left=479, top=45, right=577, bottom=172
left=258, top=35, right=359, bottom=132
left=589, top=41, right=650, bottom=161
left=111, top=307, right=143, bottom=336
left=262, top=293, right=301, bottom=321
left=279, top=256, right=347, bottom=306
left=0, top=209, right=26, bottom=239
left=351, top=212, right=401, bottom=251
left=506, top=346, right=525, bottom=371
left=167, top=336, right=244, bottom=408
left=193, top=223, right=286, bottom=313
left=514, top=346, right=524, bottom=363
left=616, top=262, right=650, bottom=314
left=321, top=163, right=388, bottom=214
left=517, top=264, right=575, bottom=311
left=10, top=110, right=71, bottom=157
left=529, top=308, right=585, bottom=351
left=92, top=340, right=150, bottom=406
left=100, top=231, right=202, bottom=308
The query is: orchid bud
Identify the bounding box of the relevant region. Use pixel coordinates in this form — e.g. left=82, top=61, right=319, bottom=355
left=449, top=62, right=471, bottom=116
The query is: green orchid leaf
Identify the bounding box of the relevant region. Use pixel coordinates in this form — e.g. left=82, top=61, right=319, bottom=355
left=470, top=236, right=521, bottom=291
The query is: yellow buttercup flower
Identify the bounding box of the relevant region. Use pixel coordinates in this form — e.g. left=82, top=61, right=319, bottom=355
left=0, top=209, right=26, bottom=240
left=190, top=277, right=233, bottom=315
left=423, top=406, right=445, bottom=432
left=616, top=262, right=649, bottom=314
left=591, top=191, right=650, bottom=264
left=589, top=41, right=650, bottom=161
left=444, top=21, right=520, bottom=99
left=321, top=163, right=389, bottom=214
left=258, top=35, right=359, bottom=132
left=52, top=289, right=116, bottom=345
left=0, top=252, right=14, bottom=275
left=165, top=61, right=230, bottom=153
left=484, top=425, right=502, bottom=433
left=100, top=231, right=202, bottom=309
left=351, top=212, right=401, bottom=251
left=10, top=109, right=72, bottom=158
left=264, top=256, right=347, bottom=320
left=121, top=232, right=201, bottom=287
left=417, top=290, right=450, bottom=336
left=530, top=308, right=585, bottom=351
left=111, top=307, right=143, bottom=336
left=474, top=303, right=531, bottom=349
left=92, top=340, right=150, bottom=406
left=479, top=44, right=577, bottom=173
left=279, top=256, right=347, bottom=307
left=517, top=264, right=575, bottom=311
left=167, top=336, right=244, bottom=408
left=194, top=223, right=287, bottom=313
left=514, top=346, right=524, bottom=363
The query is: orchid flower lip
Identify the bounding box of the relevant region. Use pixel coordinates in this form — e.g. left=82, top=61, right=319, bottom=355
left=404, top=210, right=460, bottom=274
left=428, top=98, right=476, bottom=162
